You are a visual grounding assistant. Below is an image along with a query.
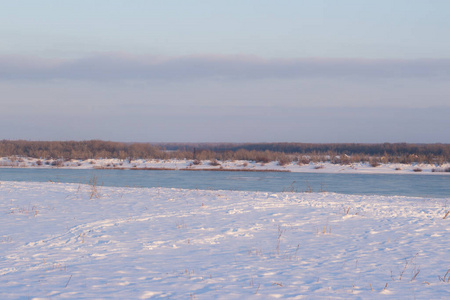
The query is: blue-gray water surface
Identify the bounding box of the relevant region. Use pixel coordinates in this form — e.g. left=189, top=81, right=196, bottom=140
left=0, top=168, right=448, bottom=198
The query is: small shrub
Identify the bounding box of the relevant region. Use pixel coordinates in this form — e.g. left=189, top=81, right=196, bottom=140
left=300, top=157, right=311, bottom=164
left=370, top=158, right=380, bottom=167
left=413, top=167, right=422, bottom=172
left=340, top=154, right=351, bottom=165
left=36, top=160, right=42, bottom=166
left=193, top=159, right=202, bottom=165
left=255, top=155, right=270, bottom=164
left=314, top=165, right=324, bottom=169
left=49, top=160, right=63, bottom=167
left=278, top=157, right=291, bottom=166
left=51, top=160, right=63, bottom=166
left=209, top=159, right=221, bottom=166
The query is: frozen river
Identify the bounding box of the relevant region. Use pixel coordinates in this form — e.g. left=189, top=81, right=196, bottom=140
left=0, top=168, right=448, bottom=198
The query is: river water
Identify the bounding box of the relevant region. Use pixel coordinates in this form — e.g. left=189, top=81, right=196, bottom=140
left=0, top=168, right=449, bottom=198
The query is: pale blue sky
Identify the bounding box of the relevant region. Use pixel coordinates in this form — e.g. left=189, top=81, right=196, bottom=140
left=1, top=1, right=449, bottom=142
left=2, top=0, right=450, bottom=59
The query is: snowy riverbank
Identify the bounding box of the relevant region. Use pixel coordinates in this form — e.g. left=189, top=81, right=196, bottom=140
left=1, top=157, right=449, bottom=175
left=1, top=181, right=449, bottom=299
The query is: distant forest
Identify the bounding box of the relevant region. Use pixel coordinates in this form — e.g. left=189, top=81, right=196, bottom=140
left=1, top=140, right=449, bottom=164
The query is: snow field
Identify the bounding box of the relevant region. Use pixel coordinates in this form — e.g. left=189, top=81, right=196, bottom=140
left=1, top=181, right=450, bottom=299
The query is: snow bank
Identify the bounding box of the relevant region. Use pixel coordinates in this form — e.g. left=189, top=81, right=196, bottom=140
left=1, top=181, right=449, bottom=299
left=1, top=157, right=449, bottom=175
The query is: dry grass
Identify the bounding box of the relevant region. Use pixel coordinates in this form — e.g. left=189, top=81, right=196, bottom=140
left=282, top=181, right=298, bottom=193
left=316, top=223, right=331, bottom=235
left=9, top=205, right=38, bottom=216
left=176, top=219, right=187, bottom=229
left=276, top=225, right=286, bottom=255
left=304, top=181, right=313, bottom=193
left=438, top=269, right=450, bottom=283
left=89, top=176, right=101, bottom=199
left=65, top=275, right=73, bottom=288
left=391, top=253, right=419, bottom=282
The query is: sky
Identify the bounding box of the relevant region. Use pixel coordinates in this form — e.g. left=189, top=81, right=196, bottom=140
left=1, top=0, right=449, bottom=143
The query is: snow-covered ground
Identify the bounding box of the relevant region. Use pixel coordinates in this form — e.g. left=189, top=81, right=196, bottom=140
left=1, top=181, right=449, bottom=299
left=1, top=157, right=449, bottom=175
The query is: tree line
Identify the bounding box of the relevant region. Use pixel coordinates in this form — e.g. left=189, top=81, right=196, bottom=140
left=1, top=140, right=449, bottom=164
left=158, top=142, right=450, bottom=157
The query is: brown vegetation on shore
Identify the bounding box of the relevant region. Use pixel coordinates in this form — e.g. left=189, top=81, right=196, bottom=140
left=1, top=140, right=449, bottom=165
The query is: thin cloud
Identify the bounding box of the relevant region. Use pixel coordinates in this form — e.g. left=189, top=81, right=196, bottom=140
left=1, top=54, right=449, bottom=81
